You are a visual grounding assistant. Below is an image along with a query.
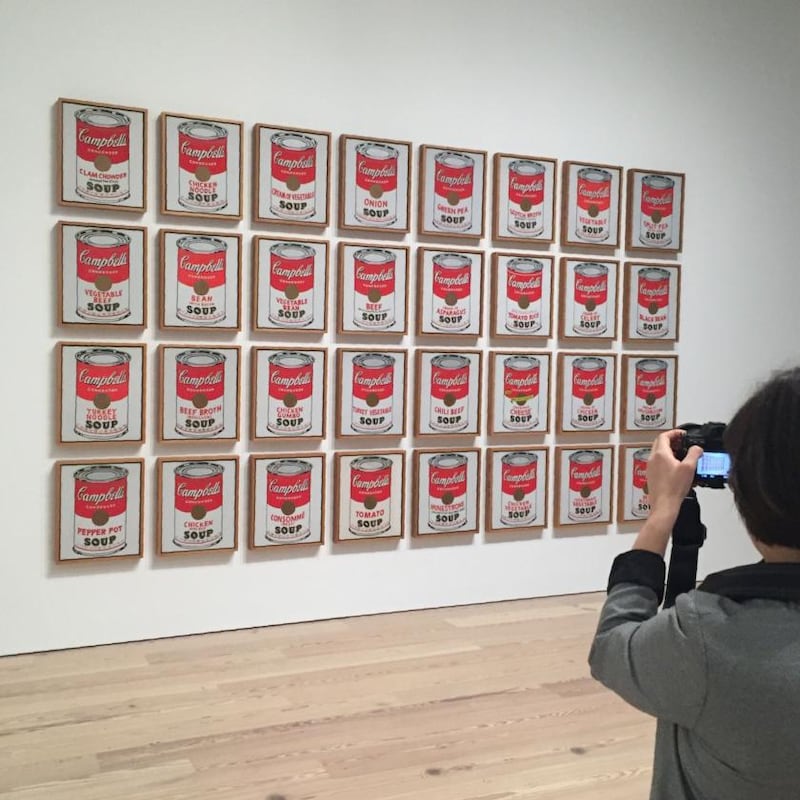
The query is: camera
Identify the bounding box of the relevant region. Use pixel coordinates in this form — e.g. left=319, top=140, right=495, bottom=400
left=675, top=422, right=729, bottom=489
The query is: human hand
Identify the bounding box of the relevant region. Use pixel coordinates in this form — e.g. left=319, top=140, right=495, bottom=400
left=647, top=430, right=703, bottom=520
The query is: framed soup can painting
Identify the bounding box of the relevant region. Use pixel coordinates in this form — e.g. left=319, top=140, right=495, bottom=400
left=561, top=161, right=622, bottom=249
left=486, top=447, right=548, bottom=533
left=626, top=168, right=685, bottom=253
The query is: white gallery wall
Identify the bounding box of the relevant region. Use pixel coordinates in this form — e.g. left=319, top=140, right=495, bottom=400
left=1, top=0, right=799, bottom=655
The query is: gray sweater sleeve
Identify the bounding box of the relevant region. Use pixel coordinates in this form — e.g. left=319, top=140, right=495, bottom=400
left=588, top=553, right=708, bottom=729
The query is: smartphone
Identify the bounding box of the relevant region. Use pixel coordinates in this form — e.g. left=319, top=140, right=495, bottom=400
left=696, top=451, right=731, bottom=484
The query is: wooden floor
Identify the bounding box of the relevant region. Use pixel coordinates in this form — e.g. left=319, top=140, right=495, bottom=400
left=0, top=593, right=655, bottom=800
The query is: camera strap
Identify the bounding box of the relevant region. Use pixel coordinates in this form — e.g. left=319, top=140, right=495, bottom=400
left=663, top=492, right=707, bottom=609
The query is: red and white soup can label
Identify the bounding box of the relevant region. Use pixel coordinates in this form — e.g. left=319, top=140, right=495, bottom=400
left=176, top=235, right=227, bottom=325
left=349, top=455, right=393, bottom=536
left=268, top=242, right=315, bottom=328
left=502, top=355, right=540, bottom=431
left=568, top=450, right=604, bottom=522
left=266, top=459, right=312, bottom=543
left=631, top=448, right=651, bottom=519
left=430, top=354, right=471, bottom=432
left=500, top=452, right=538, bottom=526
left=173, top=462, right=224, bottom=548
left=270, top=132, right=316, bottom=220
left=431, top=253, right=472, bottom=332
left=634, top=358, right=668, bottom=428
left=639, top=174, right=674, bottom=247
left=351, top=353, right=395, bottom=433
left=572, top=262, right=609, bottom=335
left=355, top=142, right=399, bottom=225
left=75, top=348, right=131, bottom=439
left=74, top=107, right=131, bottom=203
left=178, top=120, right=228, bottom=212
left=637, top=267, right=671, bottom=338
left=267, top=352, right=314, bottom=436
left=73, top=465, right=128, bottom=555
left=428, top=453, right=468, bottom=530
left=353, top=248, right=396, bottom=330
left=505, top=258, right=544, bottom=333
left=575, top=167, right=612, bottom=242
left=433, top=151, right=474, bottom=232
left=571, top=357, right=607, bottom=429
left=507, top=160, right=545, bottom=237
left=175, top=350, right=226, bottom=437
left=75, top=229, right=131, bottom=322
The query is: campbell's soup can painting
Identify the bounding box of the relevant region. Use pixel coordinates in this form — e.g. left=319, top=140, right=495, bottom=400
left=173, top=462, right=224, bottom=548
left=353, top=248, right=396, bottom=329
left=639, top=174, right=674, bottom=247
left=429, top=354, right=471, bottom=432
left=500, top=452, right=538, bottom=526
left=568, top=450, right=604, bottom=522
left=268, top=242, right=315, bottom=328
left=267, top=352, right=314, bottom=435
left=637, top=267, right=671, bottom=337
left=571, top=357, right=607, bottom=429
left=349, top=456, right=393, bottom=536
left=502, top=356, right=540, bottom=431
left=266, top=459, right=312, bottom=543
left=507, top=160, right=545, bottom=236
left=428, top=453, right=468, bottom=531
left=175, top=350, right=226, bottom=437
left=270, top=132, right=317, bottom=220
left=572, top=263, right=609, bottom=336
left=575, top=167, right=612, bottom=242
left=505, top=258, right=544, bottom=333
left=634, top=359, right=668, bottom=428
left=75, top=229, right=131, bottom=322
left=431, top=253, right=471, bottom=332
left=178, top=120, right=228, bottom=212
left=631, top=448, right=651, bottom=519
left=355, top=142, right=399, bottom=225
left=433, top=151, right=474, bottom=232
left=73, top=465, right=128, bottom=555
left=176, top=236, right=227, bottom=324
left=74, top=107, right=131, bottom=203
left=351, top=353, right=394, bottom=433
left=74, top=348, right=131, bottom=439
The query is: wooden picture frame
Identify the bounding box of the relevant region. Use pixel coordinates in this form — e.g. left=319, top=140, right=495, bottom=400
left=336, top=348, right=407, bottom=438
left=251, top=347, right=327, bottom=441
left=622, top=261, right=681, bottom=343
left=337, top=242, right=409, bottom=335
left=158, top=344, right=241, bottom=442
left=334, top=451, right=405, bottom=541
left=415, top=350, right=483, bottom=436
left=156, top=455, right=239, bottom=555
left=159, top=229, right=242, bottom=331
left=558, top=257, right=620, bottom=341
left=488, top=351, right=551, bottom=435
left=626, top=168, right=685, bottom=254
left=560, top=160, right=623, bottom=249
left=55, top=457, right=144, bottom=562
left=249, top=453, right=326, bottom=548
left=338, top=134, right=412, bottom=233
left=554, top=445, right=614, bottom=527
left=418, top=144, right=487, bottom=239
left=492, top=152, right=557, bottom=243
left=416, top=247, right=485, bottom=337
left=485, top=446, right=548, bottom=532
left=252, top=235, right=329, bottom=333
left=160, top=111, right=243, bottom=220
left=490, top=252, right=554, bottom=340
left=253, top=123, right=331, bottom=226
left=58, top=220, right=147, bottom=328
left=618, top=443, right=655, bottom=523
left=57, top=97, right=147, bottom=213
left=58, top=341, right=146, bottom=444
left=556, top=352, right=618, bottom=434
left=412, top=448, right=481, bottom=536
left=621, top=354, right=678, bottom=433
